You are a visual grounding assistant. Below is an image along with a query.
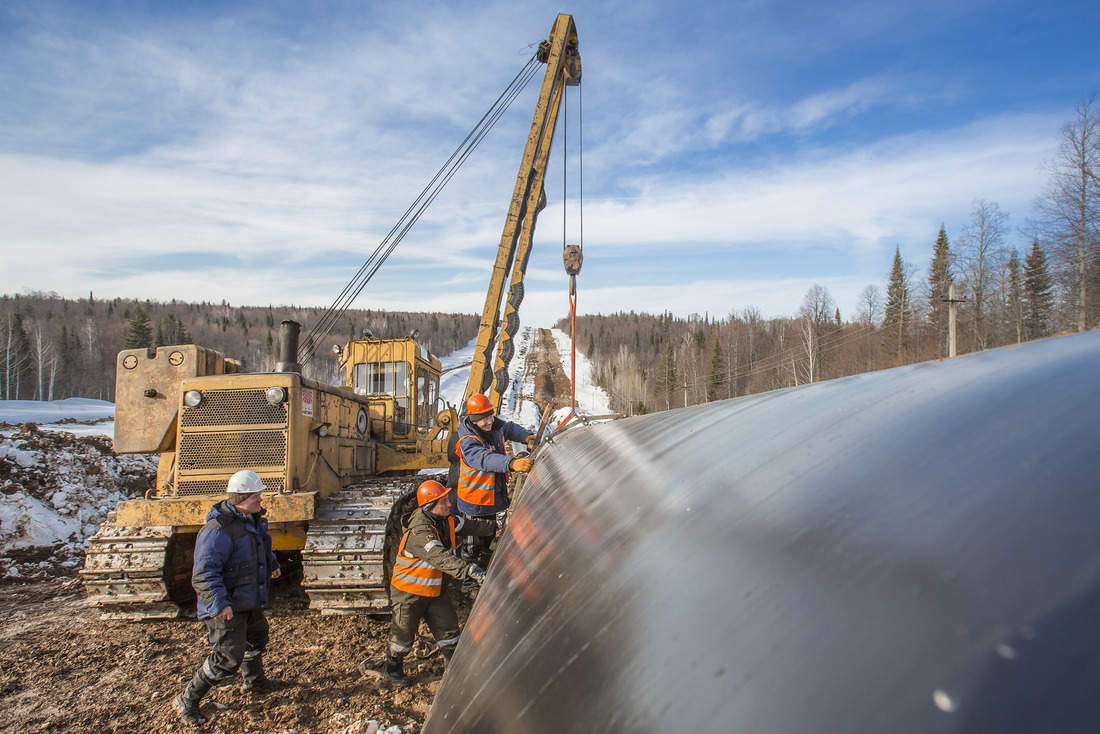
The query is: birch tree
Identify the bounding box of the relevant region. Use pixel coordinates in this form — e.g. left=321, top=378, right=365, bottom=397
left=797, top=284, right=835, bottom=384
left=1031, top=92, right=1100, bottom=332
left=955, top=198, right=1009, bottom=351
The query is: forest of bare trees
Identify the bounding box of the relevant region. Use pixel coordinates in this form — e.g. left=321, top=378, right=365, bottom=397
left=565, top=94, right=1100, bottom=416
left=0, top=293, right=480, bottom=402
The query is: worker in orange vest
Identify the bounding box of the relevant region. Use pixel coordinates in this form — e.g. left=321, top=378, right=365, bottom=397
left=385, top=480, right=496, bottom=686
left=455, top=393, right=535, bottom=568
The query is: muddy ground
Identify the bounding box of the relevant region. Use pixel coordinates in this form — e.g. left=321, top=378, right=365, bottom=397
left=530, top=329, right=575, bottom=409
left=0, top=563, right=476, bottom=734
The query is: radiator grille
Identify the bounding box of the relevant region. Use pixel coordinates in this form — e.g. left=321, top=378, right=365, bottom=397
left=176, top=387, right=289, bottom=497
left=178, top=430, right=287, bottom=470
left=177, top=477, right=285, bottom=497
left=180, top=389, right=288, bottom=427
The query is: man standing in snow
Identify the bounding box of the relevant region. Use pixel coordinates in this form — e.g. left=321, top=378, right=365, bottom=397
left=174, top=470, right=283, bottom=726
left=455, top=393, right=535, bottom=569
left=384, top=479, right=497, bottom=686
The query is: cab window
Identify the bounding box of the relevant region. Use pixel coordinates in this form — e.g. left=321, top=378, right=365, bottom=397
left=416, top=368, right=438, bottom=430
left=355, top=361, right=409, bottom=397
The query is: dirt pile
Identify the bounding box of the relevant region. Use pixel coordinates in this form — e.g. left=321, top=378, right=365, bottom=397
left=0, top=423, right=156, bottom=580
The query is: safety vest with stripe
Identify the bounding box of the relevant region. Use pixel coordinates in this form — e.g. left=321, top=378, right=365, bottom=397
left=457, top=434, right=498, bottom=508
left=390, top=517, right=457, bottom=597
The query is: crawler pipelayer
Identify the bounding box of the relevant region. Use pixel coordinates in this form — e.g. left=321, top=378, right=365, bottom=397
left=80, top=13, right=582, bottom=619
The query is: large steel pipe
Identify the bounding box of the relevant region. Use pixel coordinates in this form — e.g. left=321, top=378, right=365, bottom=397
left=426, top=331, right=1100, bottom=733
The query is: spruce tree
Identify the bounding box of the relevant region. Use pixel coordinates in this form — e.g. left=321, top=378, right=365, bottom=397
left=881, top=247, right=910, bottom=361
left=653, top=320, right=677, bottom=410
left=927, top=225, right=952, bottom=357
left=1023, top=239, right=1054, bottom=339
left=124, top=306, right=153, bottom=349
left=175, top=318, right=193, bottom=345
left=707, top=336, right=724, bottom=402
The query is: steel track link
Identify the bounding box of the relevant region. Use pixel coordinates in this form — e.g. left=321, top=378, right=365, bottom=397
left=79, top=520, right=183, bottom=620
left=300, top=476, right=424, bottom=615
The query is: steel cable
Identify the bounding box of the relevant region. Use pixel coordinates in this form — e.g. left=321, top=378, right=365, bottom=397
left=300, top=55, right=543, bottom=364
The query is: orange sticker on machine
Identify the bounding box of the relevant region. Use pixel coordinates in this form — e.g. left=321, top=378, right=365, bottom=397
left=302, top=388, right=314, bottom=417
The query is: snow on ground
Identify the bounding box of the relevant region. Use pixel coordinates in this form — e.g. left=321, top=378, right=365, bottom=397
left=0, top=328, right=608, bottom=579
left=549, top=327, right=611, bottom=421
left=0, top=398, right=115, bottom=438
left=501, top=326, right=610, bottom=431
left=1, top=399, right=153, bottom=579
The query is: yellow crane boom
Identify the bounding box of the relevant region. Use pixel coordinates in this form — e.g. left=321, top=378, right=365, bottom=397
left=464, top=13, right=581, bottom=411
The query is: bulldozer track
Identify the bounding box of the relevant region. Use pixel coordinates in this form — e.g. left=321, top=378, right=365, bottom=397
left=80, top=521, right=193, bottom=620
left=301, top=475, right=426, bottom=615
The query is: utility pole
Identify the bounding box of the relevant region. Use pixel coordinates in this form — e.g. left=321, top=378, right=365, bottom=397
left=943, top=284, right=967, bottom=358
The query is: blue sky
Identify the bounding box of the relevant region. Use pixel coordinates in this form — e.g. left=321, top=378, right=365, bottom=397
left=2, top=0, right=1098, bottom=328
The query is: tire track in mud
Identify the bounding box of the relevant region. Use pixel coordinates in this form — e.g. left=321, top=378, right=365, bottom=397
left=532, top=329, right=574, bottom=406
left=511, top=328, right=573, bottom=420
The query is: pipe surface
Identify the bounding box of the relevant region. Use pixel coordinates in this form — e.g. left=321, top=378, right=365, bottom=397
left=425, top=331, right=1100, bottom=733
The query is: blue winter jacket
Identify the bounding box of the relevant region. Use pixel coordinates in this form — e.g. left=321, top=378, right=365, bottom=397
left=192, top=500, right=279, bottom=620
left=456, top=416, right=533, bottom=516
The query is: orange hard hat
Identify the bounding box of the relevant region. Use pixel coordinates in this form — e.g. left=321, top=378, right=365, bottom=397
left=466, top=393, right=494, bottom=418
left=416, top=480, right=448, bottom=506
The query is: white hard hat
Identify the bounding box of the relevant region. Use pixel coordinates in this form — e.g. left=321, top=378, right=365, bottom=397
left=227, top=470, right=265, bottom=494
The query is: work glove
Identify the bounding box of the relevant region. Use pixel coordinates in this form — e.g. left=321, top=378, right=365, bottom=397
left=510, top=457, right=533, bottom=473
left=525, top=435, right=537, bottom=450
left=467, top=564, right=486, bottom=584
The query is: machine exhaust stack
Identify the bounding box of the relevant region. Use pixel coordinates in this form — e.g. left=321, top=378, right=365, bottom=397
left=276, top=320, right=303, bottom=373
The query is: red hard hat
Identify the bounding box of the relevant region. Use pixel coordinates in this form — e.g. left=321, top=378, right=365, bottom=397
left=466, top=393, right=495, bottom=417
left=416, top=480, right=448, bottom=506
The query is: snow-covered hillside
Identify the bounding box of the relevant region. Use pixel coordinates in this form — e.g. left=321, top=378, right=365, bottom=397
left=439, top=326, right=609, bottom=429
left=0, top=328, right=608, bottom=580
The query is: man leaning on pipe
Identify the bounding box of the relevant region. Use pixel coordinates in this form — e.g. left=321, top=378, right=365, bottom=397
left=454, top=393, right=535, bottom=569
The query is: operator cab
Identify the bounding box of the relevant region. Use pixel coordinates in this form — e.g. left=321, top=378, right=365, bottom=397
left=338, top=336, right=441, bottom=442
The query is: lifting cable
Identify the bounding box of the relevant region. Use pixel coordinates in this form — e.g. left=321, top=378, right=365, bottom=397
left=300, top=54, right=543, bottom=366
left=559, top=82, right=583, bottom=430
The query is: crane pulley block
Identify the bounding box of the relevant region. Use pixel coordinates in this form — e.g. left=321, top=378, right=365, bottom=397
left=563, top=244, right=583, bottom=276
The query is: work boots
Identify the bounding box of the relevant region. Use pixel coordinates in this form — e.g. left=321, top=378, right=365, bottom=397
left=240, top=653, right=285, bottom=693
left=173, top=669, right=213, bottom=726
left=385, top=654, right=410, bottom=687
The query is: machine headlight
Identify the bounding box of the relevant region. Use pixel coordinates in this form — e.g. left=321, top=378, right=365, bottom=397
left=266, top=386, right=287, bottom=405
left=183, top=390, right=203, bottom=408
